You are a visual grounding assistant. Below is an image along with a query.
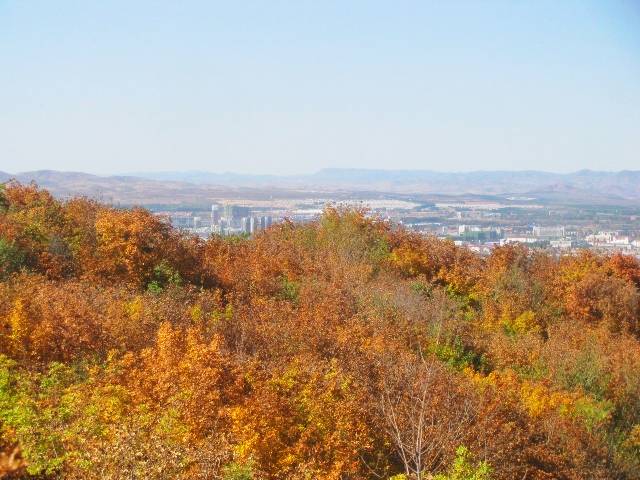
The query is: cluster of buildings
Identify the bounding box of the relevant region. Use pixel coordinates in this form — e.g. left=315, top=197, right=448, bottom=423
left=211, top=205, right=274, bottom=236
left=500, top=226, right=567, bottom=246
left=155, top=197, right=640, bottom=258
left=585, top=232, right=640, bottom=251
left=162, top=204, right=276, bottom=238
left=439, top=224, right=640, bottom=257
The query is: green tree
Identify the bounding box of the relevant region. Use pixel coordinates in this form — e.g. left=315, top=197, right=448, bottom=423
left=434, top=446, right=492, bottom=480
left=0, top=237, right=25, bottom=278
left=222, top=462, right=254, bottom=480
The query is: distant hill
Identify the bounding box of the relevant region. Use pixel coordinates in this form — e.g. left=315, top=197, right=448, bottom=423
left=2, top=168, right=640, bottom=205
left=0, top=170, right=258, bottom=206
left=309, top=169, right=640, bottom=199
left=129, top=168, right=640, bottom=201
left=0, top=170, right=331, bottom=207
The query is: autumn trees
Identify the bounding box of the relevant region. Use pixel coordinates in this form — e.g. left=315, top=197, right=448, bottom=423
left=1, top=182, right=640, bottom=479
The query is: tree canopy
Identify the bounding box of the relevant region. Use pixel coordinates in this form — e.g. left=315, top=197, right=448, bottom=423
left=0, top=182, right=639, bottom=479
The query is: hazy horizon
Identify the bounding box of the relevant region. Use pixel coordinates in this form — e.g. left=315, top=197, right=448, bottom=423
left=3, top=166, right=640, bottom=179
left=2, top=1, right=640, bottom=175
left=4, top=166, right=640, bottom=178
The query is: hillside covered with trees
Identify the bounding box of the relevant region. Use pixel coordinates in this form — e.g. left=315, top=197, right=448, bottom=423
left=0, top=182, right=639, bottom=479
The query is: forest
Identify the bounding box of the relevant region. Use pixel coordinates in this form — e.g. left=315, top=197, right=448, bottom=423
left=0, top=181, right=639, bottom=479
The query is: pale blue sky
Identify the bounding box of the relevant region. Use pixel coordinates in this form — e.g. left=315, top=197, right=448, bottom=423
left=1, top=0, right=639, bottom=175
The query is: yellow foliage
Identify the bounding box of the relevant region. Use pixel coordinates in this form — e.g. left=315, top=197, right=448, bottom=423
left=124, top=296, right=143, bottom=322
left=519, top=381, right=572, bottom=417
left=624, top=424, right=640, bottom=449
left=389, top=247, right=430, bottom=277
left=8, top=298, right=28, bottom=354
left=189, top=304, right=202, bottom=323
left=502, top=310, right=540, bottom=335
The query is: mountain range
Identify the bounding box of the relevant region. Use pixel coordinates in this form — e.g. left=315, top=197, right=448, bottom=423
left=1, top=168, right=640, bottom=205
left=128, top=169, right=640, bottom=199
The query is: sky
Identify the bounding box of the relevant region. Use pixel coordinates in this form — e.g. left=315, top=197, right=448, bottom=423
left=1, top=1, right=639, bottom=175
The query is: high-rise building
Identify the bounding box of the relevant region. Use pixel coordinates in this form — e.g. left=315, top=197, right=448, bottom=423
left=240, top=217, right=251, bottom=234
left=211, top=205, right=220, bottom=225
left=223, top=205, right=251, bottom=222
left=218, top=218, right=228, bottom=236
left=259, top=216, right=266, bottom=230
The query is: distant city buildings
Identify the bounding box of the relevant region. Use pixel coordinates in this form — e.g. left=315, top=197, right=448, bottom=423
left=550, top=239, right=576, bottom=249
left=501, top=237, right=539, bottom=245
left=162, top=204, right=280, bottom=238
left=224, top=205, right=251, bottom=223
left=532, top=225, right=565, bottom=239
left=153, top=197, right=640, bottom=258
left=211, top=205, right=220, bottom=225
left=457, top=225, right=501, bottom=242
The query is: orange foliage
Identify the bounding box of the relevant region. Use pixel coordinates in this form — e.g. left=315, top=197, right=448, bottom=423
left=0, top=183, right=639, bottom=479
